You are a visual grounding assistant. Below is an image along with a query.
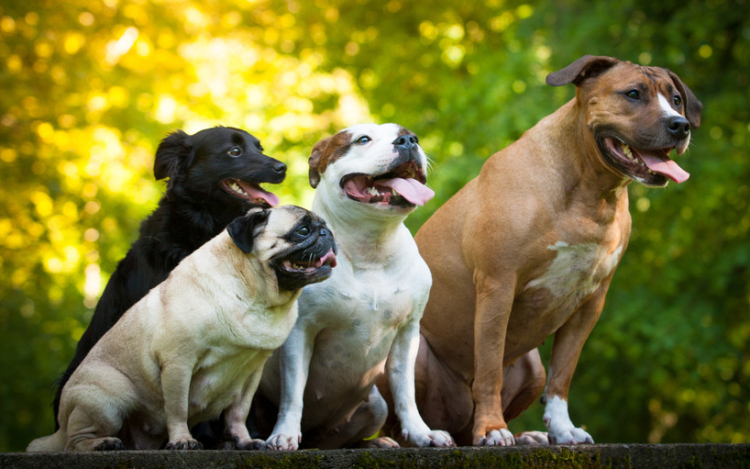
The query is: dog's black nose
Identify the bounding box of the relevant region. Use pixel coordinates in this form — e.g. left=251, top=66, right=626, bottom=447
left=392, top=134, right=418, bottom=150
left=319, top=227, right=330, bottom=238
left=667, top=116, right=691, bottom=140
left=273, top=161, right=287, bottom=173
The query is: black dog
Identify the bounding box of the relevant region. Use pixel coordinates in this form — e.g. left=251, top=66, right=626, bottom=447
left=53, top=127, right=287, bottom=427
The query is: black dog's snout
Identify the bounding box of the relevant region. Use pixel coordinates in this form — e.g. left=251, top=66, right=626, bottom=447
left=319, top=227, right=330, bottom=238
left=273, top=161, right=287, bottom=173
left=667, top=116, right=691, bottom=140
left=392, top=134, right=419, bottom=150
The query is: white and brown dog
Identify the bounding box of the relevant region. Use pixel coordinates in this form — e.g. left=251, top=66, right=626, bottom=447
left=396, top=56, right=702, bottom=446
left=28, top=206, right=336, bottom=452
left=257, top=123, right=454, bottom=449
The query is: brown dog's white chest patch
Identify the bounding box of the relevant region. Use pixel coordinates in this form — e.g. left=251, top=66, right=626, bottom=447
left=525, top=241, right=622, bottom=314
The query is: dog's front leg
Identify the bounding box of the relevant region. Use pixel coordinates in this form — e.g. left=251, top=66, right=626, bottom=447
left=161, top=363, right=202, bottom=450
left=224, top=366, right=267, bottom=450
left=471, top=273, right=516, bottom=446
left=389, top=312, right=455, bottom=447
left=266, top=325, right=316, bottom=451
left=542, top=286, right=607, bottom=445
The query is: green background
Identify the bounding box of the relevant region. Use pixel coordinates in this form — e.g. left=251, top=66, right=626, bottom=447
left=1, top=0, right=748, bottom=452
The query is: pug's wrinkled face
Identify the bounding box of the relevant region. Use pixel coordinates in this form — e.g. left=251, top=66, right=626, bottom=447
left=228, top=206, right=337, bottom=291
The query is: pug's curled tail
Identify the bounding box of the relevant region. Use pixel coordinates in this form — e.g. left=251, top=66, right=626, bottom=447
left=26, top=430, right=65, bottom=452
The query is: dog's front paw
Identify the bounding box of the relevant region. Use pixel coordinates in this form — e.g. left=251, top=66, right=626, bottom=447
left=548, top=425, right=593, bottom=445
left=543, top=396, right=594, bottom=444
left=408, top=430, right=455, bottom=448
left=265, top=433, right=300, bottom=451
left=475, top=428, right=516, bottom=446
left=165, top=438, right=203, bottom=450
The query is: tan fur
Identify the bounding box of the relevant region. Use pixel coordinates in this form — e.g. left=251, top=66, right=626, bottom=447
left=28, top=206, right=319, bottom=452
left=404, top=57, right=701, bottom=446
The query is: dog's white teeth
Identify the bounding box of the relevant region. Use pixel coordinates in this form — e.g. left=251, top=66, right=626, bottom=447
left=622, top=144, right=633, bottom=159
left=367, top=187, right=379, bottom=197
left=230, top=182, right=247, bottom=195
left=392, top=189, right=397, bottom=196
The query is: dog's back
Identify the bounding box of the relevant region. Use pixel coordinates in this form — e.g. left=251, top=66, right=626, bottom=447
left=52, top=127, right=286, bottom=426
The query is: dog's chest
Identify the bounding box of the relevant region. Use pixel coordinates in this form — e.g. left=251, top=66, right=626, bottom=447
left=523, top=241, right=622, bottom=316
left=335, top=269, right=415, bottom=327
left=186, top=347, right=270, bottom=423
left=306, top=266, right=422, bottom=367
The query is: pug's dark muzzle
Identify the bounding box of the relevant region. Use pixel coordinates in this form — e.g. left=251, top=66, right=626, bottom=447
left=272, top=225, right=338, bottom=291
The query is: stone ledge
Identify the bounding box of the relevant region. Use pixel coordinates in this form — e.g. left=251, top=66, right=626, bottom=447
left=3, top=444, right=749, bottom=468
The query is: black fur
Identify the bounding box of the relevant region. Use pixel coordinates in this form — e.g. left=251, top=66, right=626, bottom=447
left=272, top=213, right=337, bottom=291
left=53, top=127, right=286, bottom=427
left=227, top=209, right=270, bottom=254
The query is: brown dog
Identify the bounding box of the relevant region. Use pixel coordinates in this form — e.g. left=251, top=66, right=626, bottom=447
left=398, top=56, right=702, bottom=446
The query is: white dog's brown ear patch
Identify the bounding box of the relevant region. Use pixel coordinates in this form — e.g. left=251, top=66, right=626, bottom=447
left=227, top=210, right=270, bottom=253
left=308, top=131, right=352, bottom=188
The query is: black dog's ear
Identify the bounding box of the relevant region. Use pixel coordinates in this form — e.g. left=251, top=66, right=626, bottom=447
left=227, top=209, right=270, bottom=254
left=668, top=70, right=703, bottom=129
left=154, top=130, right=191, bottom=182
left=546, top=55, right=620, bottom=87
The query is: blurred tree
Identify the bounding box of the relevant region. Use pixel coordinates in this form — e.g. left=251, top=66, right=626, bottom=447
left=0, top=0, right=747, bottom=451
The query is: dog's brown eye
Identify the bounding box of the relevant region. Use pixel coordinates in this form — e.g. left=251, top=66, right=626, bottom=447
left=625, top=90, right=640, bottom=100
left=296, top=226, right=310, bottom=236
left=673, top=95, right=682, bottom=107
left=228, top=147, right=242, bottom=157
left=356, top=136, right=371, bottom=144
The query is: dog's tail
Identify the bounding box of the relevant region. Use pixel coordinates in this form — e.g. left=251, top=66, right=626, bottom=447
left=26, top=430, right=66, bottom=452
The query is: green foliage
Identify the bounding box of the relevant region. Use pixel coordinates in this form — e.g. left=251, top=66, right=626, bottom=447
left=1, top=0, right=748, bottom=452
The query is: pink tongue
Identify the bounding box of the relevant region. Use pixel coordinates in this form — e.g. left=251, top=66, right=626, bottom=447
left=640, top=153, right=690, bottom=183
left=375, top=178, right=435, bottom=206
left=237, top=181, right=280, bottom=207
left=314, top=250, right=337, bottom=268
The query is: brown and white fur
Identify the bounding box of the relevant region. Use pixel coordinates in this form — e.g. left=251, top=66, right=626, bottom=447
left=257, top=123, right=454, bottom=450
left=28, top=206, right=336, bottom=452
left=392, top=56, right=702, bottom=446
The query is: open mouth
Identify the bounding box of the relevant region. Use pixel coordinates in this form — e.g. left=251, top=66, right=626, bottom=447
left=221, top=178, right=280, bottom=207
left=600, top=137, right=690, bottom=186
left=279, top=249, right=337, bottom=274
left=340, top=162, right=435, bottom=207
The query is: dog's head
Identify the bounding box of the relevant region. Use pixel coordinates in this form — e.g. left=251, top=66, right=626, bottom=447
left=308, top=123, right=435, bottom=214
left=154, top=126, right=286, bottom=207
left=227, top=206, right=337, bottom=291
left=547, top=55, right=702, bottom=187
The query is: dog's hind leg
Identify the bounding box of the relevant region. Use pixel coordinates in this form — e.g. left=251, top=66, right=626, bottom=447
left=302, top=385, right=396, bottom=449
left=501, top=348, right=550, bottom=446
left=502, top=348, right=546, bottom=421
left=64, top=401, right=125, bottom=451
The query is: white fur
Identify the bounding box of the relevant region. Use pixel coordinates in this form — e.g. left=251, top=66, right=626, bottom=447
left=542, top=395, right=593, bottom=444
left=261, top=123, right=453, bottom=450
left=526, top=241, right=622, bottom=313
left=658, top=93, right=682, bottom=118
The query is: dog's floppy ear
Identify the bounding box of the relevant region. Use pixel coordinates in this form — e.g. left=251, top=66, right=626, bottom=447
left=546, top=55, right=620, bottom=87
left=308, top=136, right=333, bottom=189
left=154, top=130, right=192, bottom=184
left=227, top=209, right=270, bottom=254
left=668, top=70, right=703, bottom=129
